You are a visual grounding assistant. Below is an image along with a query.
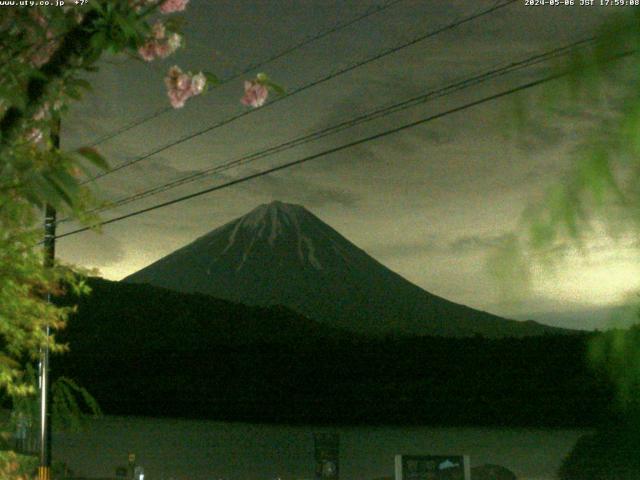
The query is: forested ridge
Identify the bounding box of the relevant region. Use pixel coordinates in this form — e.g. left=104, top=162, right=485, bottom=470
left=54, top=278, right=614, bottom=427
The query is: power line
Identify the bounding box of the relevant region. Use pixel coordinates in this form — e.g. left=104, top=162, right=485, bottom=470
left=71, top=37, right=594, bottom=221
left=82, top=0, right=406, bottom=149
left=80, top=0, right=517, bottom=185
left=55, top=68, right=585, bottom=241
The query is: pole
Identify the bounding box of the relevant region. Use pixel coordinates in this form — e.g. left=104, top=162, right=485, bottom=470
left=39, top=118, right=59, bottom=480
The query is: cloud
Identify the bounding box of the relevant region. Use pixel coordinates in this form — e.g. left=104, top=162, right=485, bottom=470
left=89, top=155, right=203, bottom=203
left=448, top=233, right=512, bottom=254
left=235, top=169, right=360, bottom=209
left=314, top=87, right=456, bottom=157
left=57, top=230, right=126, bottom=270
left=511, top=122, right=571, bottom=153
left=367, top=237, right=440, bottom=259
left=368, top=232, right=512, bottom=260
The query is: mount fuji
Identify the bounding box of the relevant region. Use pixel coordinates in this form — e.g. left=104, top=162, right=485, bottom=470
left=124, top=201, right=569, bottom=337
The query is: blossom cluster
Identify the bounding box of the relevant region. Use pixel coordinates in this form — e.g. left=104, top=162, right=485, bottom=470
left=159, top=0, right=189, bottom=13
left=138, top=21, right=183, bottom=62
left=129, top=0, right=189, bottom=13
left=29, top=10, right=58, bottom=68
left=20, top=0, right=277, bottom=114
left=130, top=0, right=276, bottom=109
left=241, top=80, right=269, bottom=108
left=164, top=66, right=206, bottom=108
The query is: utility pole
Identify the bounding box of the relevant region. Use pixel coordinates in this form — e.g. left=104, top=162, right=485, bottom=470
left=39, top=118, right=59, bottom=480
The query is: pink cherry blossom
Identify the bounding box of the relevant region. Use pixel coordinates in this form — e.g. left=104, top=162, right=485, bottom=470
left=138, top=42, right=158, bottom=62
left=191, top=73, right=206, bottom=95
left=167, top=33, right=182, bottom=51
left=154, top=41, right=175, bottom=59
left=164, top=66, right=206, bottom=108
left=240, top=80, right=269, bottom=108
left=137, top=24, right=182, bottom=62
left=164, top=66, right=191, bottom=108
left=25, top=128, right=43, bottom=144
left=151, top=21, right=165, bottom=40
left=128, top=0, right=159, bottom=12
left=159, top=0, right=189, bottom=14
left=27, top=11, right=59, bottom=67
left=31, top=9, right=47, bottom=28
left=33, top=102, right=50, bottom=121
left=30, top=39, right=58, bottom=67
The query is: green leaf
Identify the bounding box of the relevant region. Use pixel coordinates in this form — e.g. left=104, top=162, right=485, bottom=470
left=41, top=171, right=75, bottom=207
left=71, top=78, right=92, bottom=92
left=46, top=169, right=80, bottom=202
left=28, top=174, right=65, bottom=209
left=91, top=1, right=106, bottom=15
left=65, top=86, right=82, bottom=100
left=76, top=147, right=109, bottom=171
left=255, top=73, right=286, bottom=96
left=203, top=71, right=220, bottom=86
left=89, top=31, right=107, bottom=51
left=114, top=12, right=137, bottom=40
left=265, top=80, right=286, bottom=96
left=529, top=219, right=556, bottom=250
left=22, top=188, right=43, bottom=207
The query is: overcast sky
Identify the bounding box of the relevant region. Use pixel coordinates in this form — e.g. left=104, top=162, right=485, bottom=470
left=57, top=0, right=640, bottom=330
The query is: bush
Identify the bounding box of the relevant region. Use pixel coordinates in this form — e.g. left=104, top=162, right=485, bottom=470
left=558, top=425, right=640, bottom=480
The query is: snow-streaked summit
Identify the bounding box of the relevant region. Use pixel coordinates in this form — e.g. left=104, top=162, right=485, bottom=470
left=236, top=201, right=305, bottom=239
left=222, top=201, right=322, bottom=270
left=124, top=202, right=570, bottom=337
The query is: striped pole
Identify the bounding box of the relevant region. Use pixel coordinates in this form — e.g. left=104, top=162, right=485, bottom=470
left=39, top=118, right=59, bottom=480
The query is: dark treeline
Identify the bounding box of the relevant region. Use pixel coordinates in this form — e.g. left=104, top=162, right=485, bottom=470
left=54, top=278, right=614, bottom=427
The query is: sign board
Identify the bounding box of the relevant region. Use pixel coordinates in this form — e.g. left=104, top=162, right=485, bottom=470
left=313, top=433, right=339, bottom=480
left=134, top=466, right=145, bottom=480
left=395, top=455, right=470, bottom=480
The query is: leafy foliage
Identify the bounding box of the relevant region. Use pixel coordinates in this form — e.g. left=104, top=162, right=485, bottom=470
left=0, top=450, right=37, bottom=480
left=558, top=424, right=640, bottom=480
left=493, top=9, right=640, bottom=274
left=8, top=365, right=102, bottom=436
left=490, top=10, right=640, bottom=410
left=0, top=1, right=212, bottom=476
left=0, top=1, right=161, bottom=397
left=589, top=324, right=640, bottom=414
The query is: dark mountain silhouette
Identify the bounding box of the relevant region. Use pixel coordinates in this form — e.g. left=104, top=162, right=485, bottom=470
left=124, top=201, right=572, bottom=338
left=54, top=278, right=611, bottom=426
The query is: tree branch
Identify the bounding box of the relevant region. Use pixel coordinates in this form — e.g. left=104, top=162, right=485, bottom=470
left=0, top=11, right=99, bottom=150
